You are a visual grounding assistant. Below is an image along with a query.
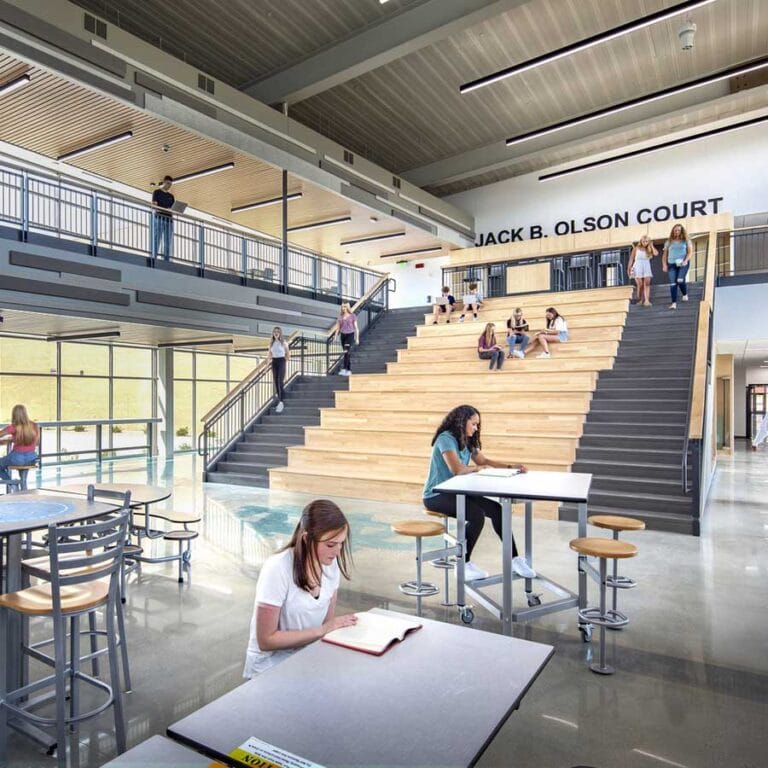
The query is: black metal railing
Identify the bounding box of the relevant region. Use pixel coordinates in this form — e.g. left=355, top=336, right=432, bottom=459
left=198, top=276, right=393, bottom=477
left=716, top=226, right=768, bottom=278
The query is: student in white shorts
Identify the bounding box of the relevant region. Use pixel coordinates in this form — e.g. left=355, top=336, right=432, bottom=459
left=243, top=499, right=357, bottom=678
left=628, top=235, right=657, bottom=307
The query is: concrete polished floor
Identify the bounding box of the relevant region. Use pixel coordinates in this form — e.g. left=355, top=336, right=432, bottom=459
left=6, top=445, right=768, bottom=767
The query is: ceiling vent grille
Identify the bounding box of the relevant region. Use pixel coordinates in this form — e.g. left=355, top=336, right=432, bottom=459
left=83, top=13, right=107, bottom=39
left=197, top=73, right=215, bottom=95
left=343, top=149, right=354, bottom=165
left=392, top=176, right=402, bottom=189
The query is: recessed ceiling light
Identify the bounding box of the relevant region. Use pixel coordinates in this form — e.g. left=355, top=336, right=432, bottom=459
left=380, top=245, right=443, bottom=258
left=287, top=216, right=352, bottom=233
left=0, top=72, right=31, bottom=96
left=341, top=231, right=406, bottom=246
left=172, top=162, right=235, bottom=184
left=231, top=192, right=303, bottom=213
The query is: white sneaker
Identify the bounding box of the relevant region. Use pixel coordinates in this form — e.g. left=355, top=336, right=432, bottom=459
left=340, top=369, right=351, bottom=376
left=512, top=556, right=537, bottom=579
left=669, top=303, right=677, bottom=310
left=275, top=401, right=284, bottom=413
left=463, top=561, right=489, bottom=581
left=536, top=352, right=551, bottom=358
left=458, top=316, right=465, bottom=323
left=514, top=350, right=525, bottom=359
left=682, top=294, right=689, bottom=302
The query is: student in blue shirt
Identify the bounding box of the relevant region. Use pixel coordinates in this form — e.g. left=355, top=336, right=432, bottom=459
left=422, top=404, right=535, bottom=581
left=662, top=222, right=692, bottom=309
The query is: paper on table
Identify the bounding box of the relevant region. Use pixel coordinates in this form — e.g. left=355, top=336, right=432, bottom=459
left=322, top=610, right=422, bottom=655
left=220, top=736, right=325, bottom=768
left=477, top=467, right=521, bottom=478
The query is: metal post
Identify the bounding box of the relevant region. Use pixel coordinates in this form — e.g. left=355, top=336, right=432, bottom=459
left=90, top=192, right=98, bottom=255
left=241, top=237, right=248, bottom=284
left=281, top=170, right=289, bottom=292
left=198, top=224, right=205, bottom=275
left=96, top=424, right=103, bottom=465
left=20, top=171, right=29, bottom=240
left=501, top=497, right=513, bottom=637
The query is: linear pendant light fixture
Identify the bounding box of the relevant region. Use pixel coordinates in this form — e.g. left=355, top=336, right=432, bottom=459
left=461, top=0, right=717, bottom=94
left=47, top=329, right=121, bottom=342
left=0, top=72, right=31, bottom=96
left=507, top=55, right=768, bottom=147
left=158, top=337, right=234, bottom=348
left=340, top=231, right=406, bottom=246
left=57, top=130, right=133, bottom=161
left=538, top=114, right=768, bottom=182
left=172, top=162, right=235, bottom=184
left=231, top=192, right=303, bottom=213
left=380, top=245, right=442, bottom=258
left=287, top=215, right=352, bottom=233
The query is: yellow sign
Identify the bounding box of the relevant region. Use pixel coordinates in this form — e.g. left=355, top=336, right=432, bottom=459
left=211, top=737, right=325, bottom=768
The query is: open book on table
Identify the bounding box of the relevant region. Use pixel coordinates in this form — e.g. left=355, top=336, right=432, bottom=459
left=322, top=610, right=422, bottom=656
left=477, top=467, right=521, bottom=478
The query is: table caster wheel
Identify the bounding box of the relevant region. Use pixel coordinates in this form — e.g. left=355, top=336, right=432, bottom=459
left=579, top=624, right=593, bottom=643
left=526, top=593, right=542, bottom=607
left=460, top=607, right=474, bottom=625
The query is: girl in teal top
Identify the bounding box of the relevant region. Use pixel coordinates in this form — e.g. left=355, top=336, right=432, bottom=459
left=662, top=223, right=692, bottom=309
left=422, top=404, right=534, bottom=582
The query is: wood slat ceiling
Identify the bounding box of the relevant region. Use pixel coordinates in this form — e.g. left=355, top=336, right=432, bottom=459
left=0, top=53, right=445, bottom=265
left=72, top=0, right=764, bottom=198
left=289, top=0, right=768, bottom=183
left=70, top=0, right=424, bottom=88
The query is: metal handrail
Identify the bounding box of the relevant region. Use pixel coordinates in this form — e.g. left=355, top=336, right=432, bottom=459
left=198, top=275, right=392, bottom=475
left=0, top=155, right=381, bottom=298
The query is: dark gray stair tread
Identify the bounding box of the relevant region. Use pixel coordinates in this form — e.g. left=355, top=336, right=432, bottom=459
left=206, top=472, right=268, bottom=487
left=577, top=447, right=680, bottom=459
left=559, top=504, right=696, bottom=534
left=587, top=488, right=691, bottom=506
left=217, top=461, right=274, bottom=472
left=590, top=473, right=681, bottom=489
left=575, top=459, right=679, bottom=472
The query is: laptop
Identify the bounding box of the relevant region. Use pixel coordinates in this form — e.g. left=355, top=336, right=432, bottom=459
left=171, top=200, right=188, bottom=214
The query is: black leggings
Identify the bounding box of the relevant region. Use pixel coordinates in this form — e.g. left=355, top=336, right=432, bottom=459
left=271, top=357, right=286, bottom=401
left=340, top=332, right=355, bottom=370
left=423, top=492, right=518, bottom=561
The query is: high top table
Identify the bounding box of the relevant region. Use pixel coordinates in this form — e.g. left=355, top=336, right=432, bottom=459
left=433, top=470, right=592, bottom=639
left=167, top=608, right=554, bottom=768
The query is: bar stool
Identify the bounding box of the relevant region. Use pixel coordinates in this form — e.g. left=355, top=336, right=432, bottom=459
left=163, top=530, right=199, bottom=583
left=391, top=520, right=444, bottom=617
left=588, top=514, right=645, bottom=626
left=424, top=510, right=455, bottom=607
left=8, top=462, right=37, bottom=491
left=0, top=512, right=130, bottom=767
left=569, top=537, right=638, bottom=675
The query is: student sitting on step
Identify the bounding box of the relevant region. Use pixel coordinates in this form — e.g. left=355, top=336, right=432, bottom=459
left=243, top=499, right=357, bottom=678
left=432, top=286, right=456, bottom=324
left=525, top=307, right=568, bottom=359
left=506, top=308, right=530, bottom=359
left=477, top=323, right=505, bottom=370
left=422, top=404, right=533, bottom=582
left=458, top=282, right=481, bottom=322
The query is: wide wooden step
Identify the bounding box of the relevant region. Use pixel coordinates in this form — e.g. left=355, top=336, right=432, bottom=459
left=466, top=286, right=631, bottom=311
left=387, top=357, right=615, bottom=374
left=348, top=371, right=598, bottom=393
left=302, top=427, right=577, bottom=463
left=416, top=312, right=626, bottom=338
left=422, top=297, right=630, bottom=325
left=332, top=390, right=592, bottom=414
left=268, top=466, right=561, bottom=518
left=409, top=326, right=622, bottom=348
left=397, top=342, right=618, bottom=363
left=319, top=409, right=585, bottom=436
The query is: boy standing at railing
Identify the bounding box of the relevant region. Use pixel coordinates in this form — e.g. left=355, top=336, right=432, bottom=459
left=151, top=175, right=175, bottom=260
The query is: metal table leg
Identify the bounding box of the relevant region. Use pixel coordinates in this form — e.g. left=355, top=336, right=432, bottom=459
left=455, top=494, right=467, bottom=614
left=577, top=501, right=590, bottom=640
left=501, top=497, right=513, bottom=636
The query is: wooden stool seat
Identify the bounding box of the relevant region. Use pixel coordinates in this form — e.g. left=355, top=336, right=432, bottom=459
left=392, top=520, right=445, bottom=538
left=134, top=510, right=202, bottom=526
left=163, top=530, right=199, bottom=541
left=588, top=514, right=646, bottom=532
left=569, top=537, right=637, bottom=559
left=0, top=581, right=108, bottom=616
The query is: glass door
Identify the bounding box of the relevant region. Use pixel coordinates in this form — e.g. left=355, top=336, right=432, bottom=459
left=747, top=384, right=767, bottom=441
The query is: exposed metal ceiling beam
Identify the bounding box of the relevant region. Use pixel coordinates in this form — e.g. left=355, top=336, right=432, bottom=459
left=243, top=0, right=528, bottom=106
left=402, top=81, right=751, bottom=189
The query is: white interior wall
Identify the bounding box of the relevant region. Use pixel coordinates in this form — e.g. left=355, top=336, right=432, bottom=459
left=388, top=256, right=449, bottom=309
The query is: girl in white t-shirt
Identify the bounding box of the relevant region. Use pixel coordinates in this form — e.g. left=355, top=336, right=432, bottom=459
left=524, top=307, right=569, bottom=359
left=243, top=499, right=357, bottom=678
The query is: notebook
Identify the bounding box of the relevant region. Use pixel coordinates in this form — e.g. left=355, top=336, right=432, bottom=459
left=477, top=467, right=521, bottom=478
left=322, top=611, right=422, bottom=656
left=171, top=200, right=188, bottom=214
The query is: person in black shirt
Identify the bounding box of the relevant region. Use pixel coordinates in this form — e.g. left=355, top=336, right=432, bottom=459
left=151, top=175, right=175, bottom=260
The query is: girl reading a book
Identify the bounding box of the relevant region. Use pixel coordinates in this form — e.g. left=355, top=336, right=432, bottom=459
left=243, top=499, right=358, bottom=677
left=422, top=405, right=534, bottom=582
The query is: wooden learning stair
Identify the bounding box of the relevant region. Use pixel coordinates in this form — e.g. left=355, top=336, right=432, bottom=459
left=270, top=286, right=632, bottom=515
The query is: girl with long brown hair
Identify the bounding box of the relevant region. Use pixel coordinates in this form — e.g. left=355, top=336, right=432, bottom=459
left=477, top=322, right=505, bottom=370
left=244, top=499, right=357, bottom=677
left=267, top=326, right=290, bottom=413
left=662, top=222, right=692, bottom=309
left=0, top=404, right=39, bottom=487
left=524, top=307, right=568, bottom=358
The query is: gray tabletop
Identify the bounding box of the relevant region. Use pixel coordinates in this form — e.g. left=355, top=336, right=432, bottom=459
left=100, top=735, right=209, bottom=767
left=434, top=470, right=592, bottom=503
left=168, top=609, right=554, bottom=768
left=0, top=489, right=121, bottom=536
